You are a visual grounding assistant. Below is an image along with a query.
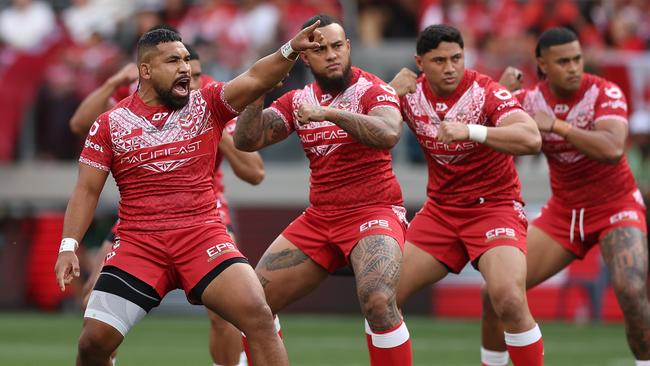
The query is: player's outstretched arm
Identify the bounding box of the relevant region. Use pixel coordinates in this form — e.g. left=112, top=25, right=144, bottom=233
left=482, top=111, right=541, bottom=155
left=219, top=132, right=265, bottom=185
left=537, top=113, right=626, bottom=164
left=224, top=21, right=323, bottom=112
left=69, top=63, right=138, bottom=137
left=54, top=164, right=109, bottom=291
left=234, top=97, right=291, bottom=151
left=297, top=104, right=403, bottom=149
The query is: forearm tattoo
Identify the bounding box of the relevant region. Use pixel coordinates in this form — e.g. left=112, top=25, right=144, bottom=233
left=329, top=107, right=400, bottom=149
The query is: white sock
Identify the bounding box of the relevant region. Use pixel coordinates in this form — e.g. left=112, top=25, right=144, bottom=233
left=237, top=350, right=247, bottom=366
left=636, top=360, right=650, bottom=366
left=480, top=347, right=508, bottom=366
left=504, top=324, right=542, bottom=347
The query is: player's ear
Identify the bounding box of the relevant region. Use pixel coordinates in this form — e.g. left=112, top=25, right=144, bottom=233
left=300, top=52, right=309, bottom=68
left=139, top=63, right=152, bottom=80
left=537, top=57, right=546, bottom=75
left=415, top=55, right=423, bottom=72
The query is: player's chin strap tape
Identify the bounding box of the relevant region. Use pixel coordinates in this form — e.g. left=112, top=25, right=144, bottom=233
left=94, top=266, right=162, bottom=312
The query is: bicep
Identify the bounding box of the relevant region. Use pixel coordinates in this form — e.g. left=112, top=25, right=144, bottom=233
left=77, top=163, right=109, bottom=197
left=497, top=110, right=536, bottom=130
left=262, top=109, right=291, bottom=145
left=222, top=73, right=264, bottom=113
left=594, top=118, right=628, bottom=147
left=368, top=106, right=403, bottom=130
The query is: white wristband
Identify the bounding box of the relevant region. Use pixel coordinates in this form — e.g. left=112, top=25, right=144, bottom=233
left=467, top=124, right=488, bottom=143
left=59, top=238, right=79, bottom=253
left=280, top=40, right=298, bottom=61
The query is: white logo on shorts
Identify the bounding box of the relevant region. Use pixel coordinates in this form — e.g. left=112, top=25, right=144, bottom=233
left=360, top=219, right=390, bottom=232
left=609, top=211, right=640, bottom=224
left=206, top=242, right=237, bottom=262
left=485, top=228, right=517, bottom=242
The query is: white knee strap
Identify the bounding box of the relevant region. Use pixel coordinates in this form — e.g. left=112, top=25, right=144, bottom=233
left=85, top=290, right=147, bottom=336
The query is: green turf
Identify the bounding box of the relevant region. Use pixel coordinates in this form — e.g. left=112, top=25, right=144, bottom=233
left=0, top=312, right=632, bottom=365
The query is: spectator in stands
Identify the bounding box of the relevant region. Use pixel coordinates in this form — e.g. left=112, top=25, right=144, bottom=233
left=0, top=0, right=56, bottom=52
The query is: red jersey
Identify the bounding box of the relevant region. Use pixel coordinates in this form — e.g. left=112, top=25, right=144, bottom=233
left=269, top=67, right=403, bottom=211
left=516, top=73, right=636, bottom=207
left=212, top=118, right=236, bottom=200
left=79, top=82, right=239, bottom=231
left=401, top=69, right=524, bottom=206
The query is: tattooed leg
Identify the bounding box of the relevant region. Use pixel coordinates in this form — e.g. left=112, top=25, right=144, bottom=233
left=350, top=234, right=403, bottom=331
left=601, top=227, right=650, bottom=359
left=254, top=234, right=328, bottom=313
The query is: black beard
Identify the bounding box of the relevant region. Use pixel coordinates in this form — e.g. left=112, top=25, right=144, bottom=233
left=155, top=83, right=189, bottom=110
left=313, top=63, right=352, bottom=94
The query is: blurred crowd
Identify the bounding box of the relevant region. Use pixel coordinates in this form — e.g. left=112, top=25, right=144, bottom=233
left=0, top=0, right=648, bottom=201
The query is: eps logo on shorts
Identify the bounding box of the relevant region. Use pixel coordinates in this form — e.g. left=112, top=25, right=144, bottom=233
left=485, top=228, right=517, bottom=242
left=360, top=219, right=390, bottom=233
left=206, top=242, right=237, bottom=262
left=609, top=211, right=640, bottom=224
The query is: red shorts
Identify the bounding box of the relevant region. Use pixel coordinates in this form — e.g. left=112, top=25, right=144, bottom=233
left=281, top=205, right=408, bottom=273
left=106, top=222, right=245, bottom=300
left=532, top=190, right=647, bottom=258
left=406, top=199, right=528, bottom=273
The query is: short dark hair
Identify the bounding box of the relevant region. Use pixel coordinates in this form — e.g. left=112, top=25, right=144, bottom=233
left=301, top=14, right=337, bottom=30
left=137, top=28, right=182, bottom=62
left=416, top=25, right=464, bottom=55
left=535, top=27, right=578, bottom=58
left=535, top=27, right=579, bottom=78
left=184, top=43, right=199, bottom=61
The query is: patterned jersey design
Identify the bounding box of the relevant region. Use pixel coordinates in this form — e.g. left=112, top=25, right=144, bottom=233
left=401, top=69, right=524, bottom=205
left=80, top=82, right=238, bottom=231
left=269, top=67, right=403, bottom=211
left=517, top=73, right=636, bottom=207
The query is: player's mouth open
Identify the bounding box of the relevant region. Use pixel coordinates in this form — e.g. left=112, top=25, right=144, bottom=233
left=173, top=77, right=190, bottom=96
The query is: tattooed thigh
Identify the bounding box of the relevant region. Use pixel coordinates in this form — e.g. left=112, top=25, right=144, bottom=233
left=601, top=226, right=648, bottom=291
left=351, top=236, right=401, bottom=295
left=257, top=248, right=310, bottom=272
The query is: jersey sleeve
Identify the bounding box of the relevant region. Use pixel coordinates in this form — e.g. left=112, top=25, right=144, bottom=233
left=201, top=81, right=240, bottom=131
left=594, top=81, right=628, bottom=124
left=484, top=80, right=525, bottom=126
left=223, top=118, right=237, bottom=136
left=268, top=90, right=297, bottom=134
left=361, top=82, right=401, bottom=115
left=79, top=113, right=113, bottom=172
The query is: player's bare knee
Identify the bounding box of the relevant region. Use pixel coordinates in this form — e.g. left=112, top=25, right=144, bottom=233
left=237, top=301, right=275, bottom=337
left=360, top=290, right=395, bottom=323
left=78, top=326, right=115, bottom=360
left=489, top=287, right=527, bottom=323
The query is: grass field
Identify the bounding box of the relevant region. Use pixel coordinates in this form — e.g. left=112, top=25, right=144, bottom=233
left=0, top=312, right=633, bottom=366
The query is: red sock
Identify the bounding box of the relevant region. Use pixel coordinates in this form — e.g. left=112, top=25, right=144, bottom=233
left=242, top=315, right=283, bottom=366
left=505, top=324, right=544, bottom=366
left=365, top=319, right=412, bottom=366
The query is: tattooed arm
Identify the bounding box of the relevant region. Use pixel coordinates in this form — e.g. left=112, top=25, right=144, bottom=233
left=297, top=104, right=403, bottom=149
left=233, top=98, right=291, bottom=152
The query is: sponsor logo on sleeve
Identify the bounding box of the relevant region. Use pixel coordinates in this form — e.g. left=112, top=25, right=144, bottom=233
left=84, top=139, right=104, bottom=153
left=604, top=86, right=623, bottom=99
left=485, top=227, right=517, bottom=242
left=599, top=100, right=627, bottom=110
left=493, top=89, right=513, bottom=101
left=376, top=94, right=399, bottom=104
left=89, top=120, right=100, bottom=136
